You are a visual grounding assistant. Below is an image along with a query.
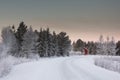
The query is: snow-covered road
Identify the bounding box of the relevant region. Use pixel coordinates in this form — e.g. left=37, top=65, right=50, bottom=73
left=1, top=56, right=120, bottom=80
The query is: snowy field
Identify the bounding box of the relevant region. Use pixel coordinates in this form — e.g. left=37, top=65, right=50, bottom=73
left=0, top=55, right=120, bottom=80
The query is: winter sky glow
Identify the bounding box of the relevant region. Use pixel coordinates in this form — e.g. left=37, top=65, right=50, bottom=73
left=0, top=0, right=120, bottom=42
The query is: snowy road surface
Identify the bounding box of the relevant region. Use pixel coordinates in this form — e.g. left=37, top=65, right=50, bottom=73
left=1, top=56, right=120, bottom=80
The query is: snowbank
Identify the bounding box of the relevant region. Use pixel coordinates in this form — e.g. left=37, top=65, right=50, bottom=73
left=94, top=56, right=120, bottom=73
left=0, top=56, right=35, bottom=78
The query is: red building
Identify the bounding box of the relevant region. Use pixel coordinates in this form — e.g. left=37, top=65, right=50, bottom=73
left=83, top=48, right=88, bottom=55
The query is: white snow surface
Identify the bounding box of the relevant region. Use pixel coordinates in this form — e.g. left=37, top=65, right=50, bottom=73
left=1, top=55, right=120, bottom=80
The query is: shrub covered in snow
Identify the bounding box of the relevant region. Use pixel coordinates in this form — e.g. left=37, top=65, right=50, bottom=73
left=0, top=55, right=35, bottom=78
left=94, top=56, right=120, bottom=73
left=0, top=56, right=13, bottom=77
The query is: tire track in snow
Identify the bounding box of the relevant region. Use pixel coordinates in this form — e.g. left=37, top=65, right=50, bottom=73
left=61, top=58, right=83, bottom=80
left=61, top=57, right=102, bottom=80
left=70, top=58, right=102, bottom=80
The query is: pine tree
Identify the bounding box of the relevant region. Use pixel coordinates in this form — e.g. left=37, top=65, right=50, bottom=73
left=86, top=41, right=96, bottom=55
left=21, top=27, right=39, bottom=58
left=73, top=39, right=86, bottom=52
left=52, top=31, right=59, bottom=56
left=106, top=36, right=116, bottom=55
left=106, top=36, right=110, bottom=55
left=116, top=41, right=120, bottom=55
left=96, top=35, right=105, bottom=55
left=109, top=37, right=116, bottom=55
left=1, top=26, right=19, bottom=57
left=57, top=32, right=71, bottom=56
left=72, top=41, right=76, bottom=51
left=15, top=22, right=27, bottom=53
left=47, top=31, right=54, bottom=57
left=41, top=29, right=49, bottom=57
left=37, top=28, right=45, bottom=57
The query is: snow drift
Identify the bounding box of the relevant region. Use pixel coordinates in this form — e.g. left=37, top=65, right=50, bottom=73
left=95, top=56, right=120, bottom=73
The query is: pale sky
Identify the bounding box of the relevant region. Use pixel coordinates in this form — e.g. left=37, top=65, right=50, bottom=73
left=0, top=0, right=120, bottom=42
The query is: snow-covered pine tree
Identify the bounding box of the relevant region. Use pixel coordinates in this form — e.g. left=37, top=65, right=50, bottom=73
left=39, top=28, right=54, bottom=57
left=41, top=29, right=49, bottom=57
left=15, top=22, right=27, bottom=53
left=47, top=33, right=54, bottom=57
left=86, top=41, right=97, bottom=55
left=1, top=26, right=19, bottom=57
left=37, top=28, right=45, bottom=57
left=104, top=36, right=116, bottom=55
left=57, top=32, right=71, bottom=56
left=106, top=36, right=110, bottom=55
left=116, top=41, right=120, bottom=55
left=108, top=37, right=116, bottom=55
left=52, top=31, right=59, bottom=56
left=45, top=28, right=52, bottom=57
left=72, top=41, right=76, bottom=51
left=96, top=35, right=106, bottom=55
left=73, top=39, right=86, bottom=52
left=21, top=27, right=39, bottom=58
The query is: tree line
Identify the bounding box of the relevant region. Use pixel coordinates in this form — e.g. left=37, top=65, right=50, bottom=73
left=1, top=22, right=120, bottom=58
left=1, top=22, right=71, bottom=58
left=72, top=35, right=120, bottom=55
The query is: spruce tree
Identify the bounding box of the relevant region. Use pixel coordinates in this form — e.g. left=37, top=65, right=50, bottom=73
left=15, top=22, right=27, bottom=54
left=96, top=35, right=106, bottom=55
left=57, top=32, right=71, bottom=56
left=116, top=41, right=120, bottom=55
left=37, top=28, right=45, bottom=57
left=52, top=31, right=59, bottom=56
left=73, top=39, right=86, bottom=52
left=86, top=41, right=96, bottom=55
left=21, top=27, right=39, bottom=58
left=1, top=26, right=19, bottom=56
left=106, top=36, right=116, bottom=55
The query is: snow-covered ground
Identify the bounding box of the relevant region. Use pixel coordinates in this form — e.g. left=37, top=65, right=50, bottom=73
left=1, top=55, right=120, bottom=80
left=95, top=56, right=120, bottom=73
